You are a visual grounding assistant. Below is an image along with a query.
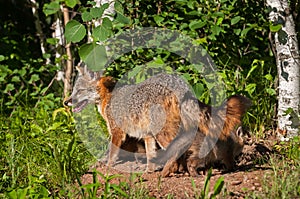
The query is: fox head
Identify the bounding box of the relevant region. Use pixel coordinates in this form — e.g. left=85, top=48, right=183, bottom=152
left=64, top=64, right=102, bottom=113
left=231, top=126, right=245, bottom=157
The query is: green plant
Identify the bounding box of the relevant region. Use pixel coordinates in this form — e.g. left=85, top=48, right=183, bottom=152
left=249, top=136, right=300, bottom=198
left=274, top=136, right=300, bottom=162
left=0, top=104, right=95, bottom=197
left=191, top=168, right=224, bottom=199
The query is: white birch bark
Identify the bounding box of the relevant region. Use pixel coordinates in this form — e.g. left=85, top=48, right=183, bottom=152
left=30, top=0, right=51, bottom=64
left=267, top=0, right=300, bottom=138
left=86, top=0, right=115, bottom=43
left=53, top=16, right=64, bottom=61
left=51, top=5, right=74, bottom=97
left=93, top=0, right=115, bottom=55
left=95, top=0, right=115, bottom=24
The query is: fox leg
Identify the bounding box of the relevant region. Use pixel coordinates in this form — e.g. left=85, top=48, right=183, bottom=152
left=144, top=136, right=157, bottom=172
left=108, top=128, right=126, bottom=166
left=161, top=156, right=178, bottom=177
left=221, top=153, right=235, bottom=172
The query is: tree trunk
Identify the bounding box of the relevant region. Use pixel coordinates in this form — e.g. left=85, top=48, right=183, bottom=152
left=62, top=6, right=73, bottom=98
left=30, top=0, right=51, bottom=64
left=267, top=0, right=300, bottom=138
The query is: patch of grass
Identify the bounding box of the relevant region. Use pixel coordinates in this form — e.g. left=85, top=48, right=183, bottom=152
left=0, top=101, right=96, bottom=198
left=249, top=136, right=300, bottom=198
left=75, top=171, right=153, bottom=199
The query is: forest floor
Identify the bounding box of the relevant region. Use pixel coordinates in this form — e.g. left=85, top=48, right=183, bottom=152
left=80, top=134, right=275, bottom=198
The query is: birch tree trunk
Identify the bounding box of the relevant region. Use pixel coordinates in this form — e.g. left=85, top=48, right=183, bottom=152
left=51, top=5, right=73, bottom=98
left=95, top=0, right=115, bottom=22
left=30, top=0, right=51, bottom=64
left=267, top=0, right=300, bottom=138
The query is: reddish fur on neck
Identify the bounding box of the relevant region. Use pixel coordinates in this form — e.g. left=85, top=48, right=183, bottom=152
left=96, top=76, right=115, bottom=118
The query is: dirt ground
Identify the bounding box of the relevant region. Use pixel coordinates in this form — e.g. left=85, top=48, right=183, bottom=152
left=80, top=135, right=275, bottom=198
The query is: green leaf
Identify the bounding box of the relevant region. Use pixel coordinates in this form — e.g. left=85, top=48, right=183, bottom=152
left=231, top=16, right=241, bottom=25
left=65, top=20, right=86, bottom=43
left=11, top=76, right=20, bottom=82
left=18, top=68, right=26, bottom=77
left=241, top=27, right=253, bottom=38
left=47, top=122, right=64, bottom=132
left=65, top=0, right=77, bottom=8
left=46, top=38, right=59, bottom=45
left=92, top=18, right=113, bottom=41
left=79, top=43, right=107, bottom=71
left=233, top=28, right=241, bottom=35
left=90, top=7, right=105, bottom=19
left=245, top=83, right=256, bottom=95
left=52, top=107, right=69, bottom=121
left=0, top=55, right=5, bottom=61
left=154, top=15, right=164, bottom=25
left=115, top=2, right=130, bottom=24
left=82, top=11, right=93, bottom=22
left=216, top=17, right=224, bottom=25
left=269, top=24, right=282, bottom=32
left=266, top=88, right=276, bottom=96
left=111, top=184, right=128, bottom=197
left=4, top=83, right=14, bottom=93
left=212, top=176, right=224, bottom=198
left=30, top=123, right=43, bottom=135
left=127, top=65, right=143, bottom=80
left=29, top=74, right=40, bottom=83
left=264, top=74, right=273, bottom=81
left=211, top=12, right=224, bottom=18
left=43, top=1, right=60, bottom=16
left=211, top=25, right=222, bottom=36
left=246, top=64, right=257, bottom=79
left=189, top=20, right=207, bottom=30
left=193, top=83, right=204, bottom=99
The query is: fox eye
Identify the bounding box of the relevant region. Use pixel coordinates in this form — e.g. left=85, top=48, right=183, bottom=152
left=76, top=89, right=85, bottom=94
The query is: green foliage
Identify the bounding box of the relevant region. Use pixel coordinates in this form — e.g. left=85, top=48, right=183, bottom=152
left=0, top=20, right=61, bottom=115
left=43, top=1, right=60, bottom=16
left=250, top=138, right=300, bottom=198
left=79, top=171, right=128, bottom=198
left=274, top=136, right=300, bottom=161
left=76, top=171, right=153, bottom=198
left=191, top=168, right=224, bottom=199
left=0, top=104, right=95, bottom=197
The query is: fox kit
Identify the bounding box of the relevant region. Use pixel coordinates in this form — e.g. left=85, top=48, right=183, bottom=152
left=64, top=64, right=199, bottom=172
left=159, top=95, right=251, bottom=177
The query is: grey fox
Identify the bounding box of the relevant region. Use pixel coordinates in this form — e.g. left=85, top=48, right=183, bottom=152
left=64, top=64, right=199, bottom=172
left=158, top=95, right=251, bottom=177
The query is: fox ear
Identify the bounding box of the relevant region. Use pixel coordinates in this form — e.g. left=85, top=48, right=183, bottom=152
left=235, top=126, right=243, bottom=137
left=76, top=62, right=103, bottom=80
left=75, top=62, right=86, bottom=75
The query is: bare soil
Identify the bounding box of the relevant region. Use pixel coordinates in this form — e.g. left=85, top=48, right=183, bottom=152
left=80, top=135, right=275, bottom=198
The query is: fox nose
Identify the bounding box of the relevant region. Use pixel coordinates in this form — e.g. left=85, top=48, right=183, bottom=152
left=64, top=98, right=72, bottom=106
